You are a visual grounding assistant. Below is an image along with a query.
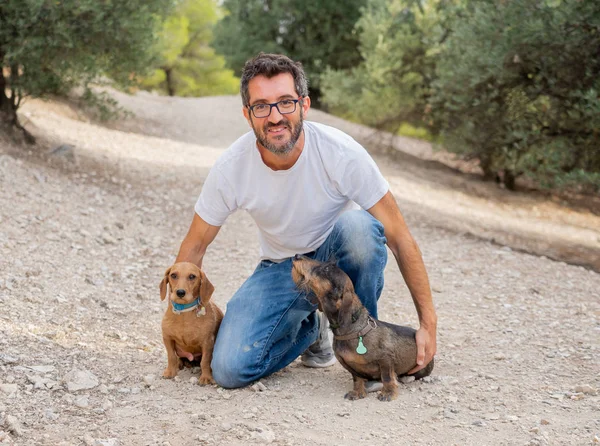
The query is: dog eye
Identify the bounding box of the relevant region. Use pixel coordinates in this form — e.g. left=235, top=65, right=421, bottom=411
left=188, top=274, right=196, bottom=280
left=170, top=273, right=177, bottom=279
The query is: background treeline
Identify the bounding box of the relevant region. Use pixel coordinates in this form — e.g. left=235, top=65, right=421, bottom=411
left=1, top=0, right=598, bottom=192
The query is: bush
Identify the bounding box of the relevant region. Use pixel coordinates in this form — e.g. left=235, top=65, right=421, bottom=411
left=0, top=0, right=172, bottom=141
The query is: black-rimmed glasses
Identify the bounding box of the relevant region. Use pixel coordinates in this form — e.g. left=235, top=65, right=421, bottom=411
left=248, top=98, right=301, bottom=118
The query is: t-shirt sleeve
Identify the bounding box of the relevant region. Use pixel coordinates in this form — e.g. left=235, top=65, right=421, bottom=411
left=335, top=141, right=390, bottom=210
left=194, top=166, right=237, bottom=226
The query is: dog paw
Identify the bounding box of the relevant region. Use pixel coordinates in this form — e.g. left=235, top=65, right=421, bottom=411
left=377, top=390, right=397, bottom=402
left=198, top=375, right=215, bottom=385
left=344, top=390, right=367, bottom=400
left=162, top=368, right=178, bottom=379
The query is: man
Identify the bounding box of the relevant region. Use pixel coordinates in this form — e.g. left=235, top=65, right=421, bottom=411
left=175, top=53, right=436, bottom=389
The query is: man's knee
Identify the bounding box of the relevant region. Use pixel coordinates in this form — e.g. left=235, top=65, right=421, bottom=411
left=211, top=345, right=258, bottom=389
left=334, top=211, right=387, bottom=266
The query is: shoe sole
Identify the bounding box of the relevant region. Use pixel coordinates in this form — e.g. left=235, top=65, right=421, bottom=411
left=301, top=356, right=338, bottom=368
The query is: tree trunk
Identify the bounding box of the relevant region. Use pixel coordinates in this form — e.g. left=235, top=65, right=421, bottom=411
left=0, top=66, right=35, bottom=144
left=164, top=67, right=175, bottom=97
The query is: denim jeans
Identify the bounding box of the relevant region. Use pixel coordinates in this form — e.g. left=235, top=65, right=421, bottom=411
left=211, top=210, right=388, bottom=388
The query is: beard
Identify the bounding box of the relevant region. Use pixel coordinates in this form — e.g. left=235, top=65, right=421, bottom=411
left=252, top=109, right=304, bottom=155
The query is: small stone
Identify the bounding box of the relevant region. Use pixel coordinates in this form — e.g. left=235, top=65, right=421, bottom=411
left=4, top=415, right=23, bottom=437
left=574, top=385, right=597, bottom=395
left=493, top=353, right=506, bottom=360
left=64, top=369, right=99, bottom=392
left=44, top=409, right=59, bottom=421
left=74, top=395, right=89, bottom=408
left=400, top=376, right=415, bottom=384
left=252, top=428, right=275, bottom=443
left=0, top=384, right=18, bottom=396
left=221, top=423, right=232, bottom=432
left=143, top=375, right=155, bottom=387
left=0, top=355, right=18, bottom=365
left=252, top=382, right=267, bottom=392
left=471, top=419, right=485, bottom=426
left=540, top=419, right=550, bottom=425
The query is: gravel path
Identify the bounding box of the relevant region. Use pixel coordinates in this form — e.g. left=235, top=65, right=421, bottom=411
left=0, top=93, right=598, bottom=446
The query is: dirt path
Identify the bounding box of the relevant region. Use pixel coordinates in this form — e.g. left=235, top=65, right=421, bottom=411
left=0, top=93, right=598, bottom=446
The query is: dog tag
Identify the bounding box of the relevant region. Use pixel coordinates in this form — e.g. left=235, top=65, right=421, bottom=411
left=196, top=306, right=206, bottom=317
left=356, top=336, right=367, bottom=355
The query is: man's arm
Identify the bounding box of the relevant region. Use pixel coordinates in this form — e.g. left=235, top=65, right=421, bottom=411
left=176, top=213, right=221, bottom=269
left=367, top=190, right=437, bottom=373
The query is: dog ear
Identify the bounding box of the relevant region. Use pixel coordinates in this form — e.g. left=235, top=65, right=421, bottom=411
left=326, top=252, right=338, bottom=266
left=159, top=267, right=171, bottom=301
left=199, top=271, right=215, bottom=305
left=337, top=287, right=355, bottom=327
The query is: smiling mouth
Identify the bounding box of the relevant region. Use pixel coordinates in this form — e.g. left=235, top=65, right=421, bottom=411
left=266, top=125, right=289, bottom=135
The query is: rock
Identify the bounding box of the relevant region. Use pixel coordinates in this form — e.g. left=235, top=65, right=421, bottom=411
left=252, top=428, right=275, bottom=443
left=574, top=385, right=597, bottom=396
left=74, top=395, right=90, bottom=408
left=0, top=384, right=18, bottom=396
left=400, top=376, right=415, bottom=384
left=143, top=375, right=155, bottom=387
left=252, top=382, right=267, bottom=392
left=0, top=355, right=18, bottom=365
left=64, top=369, right=99, bottom=392
left=95, top=439, right=119, bottom=446
left=44, top=409, right=59, bottom=421
left=4, top=415, right=23, bottom=437
left=25, top=365, right=55, bottom=373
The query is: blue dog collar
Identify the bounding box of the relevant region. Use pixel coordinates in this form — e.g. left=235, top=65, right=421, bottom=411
left=171, top=297, right=201, bottom=314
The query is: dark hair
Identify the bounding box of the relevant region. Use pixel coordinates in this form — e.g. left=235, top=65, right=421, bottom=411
left=240, top=53, right=309, bottom=107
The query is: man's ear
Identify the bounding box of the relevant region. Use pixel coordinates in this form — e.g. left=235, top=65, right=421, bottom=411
left=159, top=267, right=171, bottom=301
left=242, top=106, right=252, bottom=126
left=199, top=271, right=215, bottom=306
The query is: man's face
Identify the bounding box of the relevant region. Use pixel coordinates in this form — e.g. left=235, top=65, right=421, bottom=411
left=243, top=73, right=310, bottom=155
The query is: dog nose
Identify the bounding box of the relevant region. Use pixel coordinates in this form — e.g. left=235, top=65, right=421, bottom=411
left=294, top=254, right=303, bottom=261
left=176, top=289, right=186, bottom=298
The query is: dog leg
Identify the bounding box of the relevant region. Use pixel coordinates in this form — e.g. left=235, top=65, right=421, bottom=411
left=378, top=362, right=399, bottom=402
left=344, top=375, right=368, bottom=400
left=198, top=339, right=216, bottom=385
left=162, top=338, right=181, bottom=379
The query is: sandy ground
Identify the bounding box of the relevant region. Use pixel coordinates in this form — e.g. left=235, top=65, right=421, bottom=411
left=0, top=91, right=598, bottom=446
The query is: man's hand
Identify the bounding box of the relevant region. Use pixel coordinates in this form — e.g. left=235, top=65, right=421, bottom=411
left=408, top=324, right=437, bottom=375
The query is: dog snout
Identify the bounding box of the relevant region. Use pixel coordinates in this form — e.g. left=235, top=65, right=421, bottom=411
left=176, top=289, right=186, bottom=298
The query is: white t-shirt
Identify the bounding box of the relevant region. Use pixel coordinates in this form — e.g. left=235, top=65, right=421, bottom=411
left=195, top=121, right=389, bottom=261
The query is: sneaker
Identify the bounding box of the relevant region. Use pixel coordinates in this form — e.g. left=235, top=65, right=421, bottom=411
left=301, top=312, right=337, bottom=368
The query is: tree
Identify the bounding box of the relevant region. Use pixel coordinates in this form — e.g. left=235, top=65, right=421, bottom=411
left=212, top=0, right=367, bottom=103
left=0, top=0, right=172, bottom=142
left=141, top=0, right=239, bottom=97
left=320, top=0, right=459, bottom=129
left=431, top=0, right=600, bottom=191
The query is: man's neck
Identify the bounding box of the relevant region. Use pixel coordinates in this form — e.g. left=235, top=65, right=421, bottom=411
left=257, top=129, right=305, bottom=171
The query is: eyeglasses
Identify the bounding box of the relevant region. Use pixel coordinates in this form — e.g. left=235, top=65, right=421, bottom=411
left=248, top=98, right=301, bottom=118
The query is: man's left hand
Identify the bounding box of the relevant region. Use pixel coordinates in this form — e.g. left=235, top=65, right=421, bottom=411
left=408, top=324, right=436, bottom=374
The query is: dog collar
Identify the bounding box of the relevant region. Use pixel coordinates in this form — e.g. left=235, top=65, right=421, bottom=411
left=333, top=316, right=377, bottom=341
left=171, top=297, right=201, bottom=315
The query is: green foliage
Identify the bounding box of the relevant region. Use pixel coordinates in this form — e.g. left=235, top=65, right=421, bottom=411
left=212, top=0, right=367, bottom=102
left=141, top=0, right=239, bottom=97
left=322, top=0, right=600, bottom=192
left=0, top=0, right=172, bottom=137
left=431, top=0, right=600, bottom=191
left=321, top=0, right=459, bottom=129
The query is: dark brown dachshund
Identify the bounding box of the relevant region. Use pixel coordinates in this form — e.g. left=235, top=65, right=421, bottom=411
left=160, top=262, right=223, bottom=385
left=292, top=255, right=434, bottom=401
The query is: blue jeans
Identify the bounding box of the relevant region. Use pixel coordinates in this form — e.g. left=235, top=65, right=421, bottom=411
left=211, top=210, right=388, bottom=388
